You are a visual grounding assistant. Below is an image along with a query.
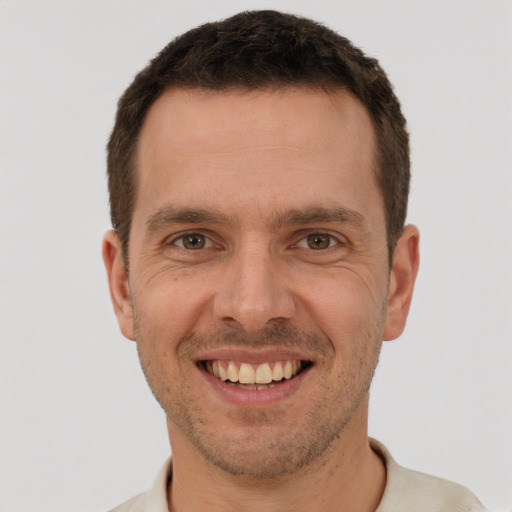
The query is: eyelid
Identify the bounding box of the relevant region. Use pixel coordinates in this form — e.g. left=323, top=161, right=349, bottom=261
left=162, top=229, right=346, bottom=251
left=293, top=230, right=346, bottom=249
left=166, top=231, right=215, bottom=249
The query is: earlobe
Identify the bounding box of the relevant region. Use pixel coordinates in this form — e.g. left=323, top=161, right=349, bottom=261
left=383, top=225, right=420, bottom=341
left=102, top=230, right=135, bottom=341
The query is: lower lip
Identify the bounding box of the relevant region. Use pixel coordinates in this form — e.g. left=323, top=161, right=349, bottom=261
left=199, top=364, right=313, bottom=407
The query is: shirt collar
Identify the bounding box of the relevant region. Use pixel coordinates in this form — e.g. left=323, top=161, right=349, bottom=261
left=142, top=456, right=172, bottom=512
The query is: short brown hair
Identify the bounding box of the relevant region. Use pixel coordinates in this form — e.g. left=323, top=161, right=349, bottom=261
left=107, top=10, right=410, bottom=264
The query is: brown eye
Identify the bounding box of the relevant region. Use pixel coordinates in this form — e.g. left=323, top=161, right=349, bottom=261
left=306, top=233, right=332, bottom=250
left=180, top=233, right=207, bottom=249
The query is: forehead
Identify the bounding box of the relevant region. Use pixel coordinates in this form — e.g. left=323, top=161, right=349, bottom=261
left=137, top=86, right=375, bottom=162
left=134, top=87, right=380, bottom=225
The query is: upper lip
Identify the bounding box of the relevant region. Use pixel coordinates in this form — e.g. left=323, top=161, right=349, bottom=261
left=193, top=348, right=314, bottom=365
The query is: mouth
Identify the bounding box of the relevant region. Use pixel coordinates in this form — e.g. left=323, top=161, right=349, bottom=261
left=202, top=359, right=312, bottom=390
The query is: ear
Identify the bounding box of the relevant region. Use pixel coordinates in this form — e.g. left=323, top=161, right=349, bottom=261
left=383, top=225, right=420, bottom=341
left=102, top=230, right=135, bottom=341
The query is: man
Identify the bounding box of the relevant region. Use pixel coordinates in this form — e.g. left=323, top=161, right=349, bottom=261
left=102, top=10, right=486, bottom=512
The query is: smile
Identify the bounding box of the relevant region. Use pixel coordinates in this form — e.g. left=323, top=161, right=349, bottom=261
left=204, top=360, right=309, bottom=389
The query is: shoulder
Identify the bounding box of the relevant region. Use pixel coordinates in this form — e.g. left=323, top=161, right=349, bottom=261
left=106, top=456, right=172, bottom=512
left=107, top=492, right=147, bottom=512
left=371, top=439, right=488, bottom=512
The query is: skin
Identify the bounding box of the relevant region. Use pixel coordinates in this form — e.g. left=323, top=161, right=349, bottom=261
left=103, top=87, right=419, bottom=512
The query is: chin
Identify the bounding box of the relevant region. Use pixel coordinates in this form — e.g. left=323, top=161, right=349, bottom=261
left=170, top=404, right=354, bottom=479
left=196, top=432, right=332, bottom=478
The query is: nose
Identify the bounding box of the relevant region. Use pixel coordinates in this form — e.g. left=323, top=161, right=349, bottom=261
left=212, top=243, right=296, bottom=332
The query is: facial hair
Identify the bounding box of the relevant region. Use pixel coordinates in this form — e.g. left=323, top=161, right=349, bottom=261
left=134, top=315, right=384, bottom=478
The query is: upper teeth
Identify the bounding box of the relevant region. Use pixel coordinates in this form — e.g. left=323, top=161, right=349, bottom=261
left=206, top=360, right=302, bottom=384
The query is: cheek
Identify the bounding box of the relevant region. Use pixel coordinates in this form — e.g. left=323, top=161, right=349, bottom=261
left=133, top=269, right=215, bottom=337
left=299, top=269, right=379, bottom=315
left=296, top=271, right=386, bottom=347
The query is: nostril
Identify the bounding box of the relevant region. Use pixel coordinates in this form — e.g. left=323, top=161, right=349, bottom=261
left=212, top=268, right=296, bottom=332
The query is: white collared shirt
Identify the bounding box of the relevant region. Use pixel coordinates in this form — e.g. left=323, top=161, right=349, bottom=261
left=108, top=439, right=487, bottom=512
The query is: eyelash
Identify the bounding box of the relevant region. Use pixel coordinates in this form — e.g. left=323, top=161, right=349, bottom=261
left=170, top=232, right=214, bottom=250
left=168, top=231, right=344, bottom=251
left=295, top=232, right=341, bottom=250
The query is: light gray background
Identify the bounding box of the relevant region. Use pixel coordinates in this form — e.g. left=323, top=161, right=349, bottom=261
left=1, top=1, right=511, bottom=511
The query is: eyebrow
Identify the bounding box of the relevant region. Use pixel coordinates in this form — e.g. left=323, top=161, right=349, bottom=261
left=269, top=207, right=366, bottom=230
left=145, top=206, right=235, bottom=234
left=145, top=204, right=367, bottom=234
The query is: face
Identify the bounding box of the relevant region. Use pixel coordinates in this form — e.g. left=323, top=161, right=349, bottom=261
left=104, top=87, right=419, bottom=478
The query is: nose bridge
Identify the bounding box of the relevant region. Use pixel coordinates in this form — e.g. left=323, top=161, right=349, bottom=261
left=213, top=239, right=295, bottom=331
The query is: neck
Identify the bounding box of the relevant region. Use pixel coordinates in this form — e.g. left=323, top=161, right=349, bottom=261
left=166, top=398, right=386, bottom=512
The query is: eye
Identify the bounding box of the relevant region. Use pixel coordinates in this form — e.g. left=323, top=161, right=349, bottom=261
left=174, top=233, right=213, bottom=250
left=297, top=233, right=339, bottom=250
